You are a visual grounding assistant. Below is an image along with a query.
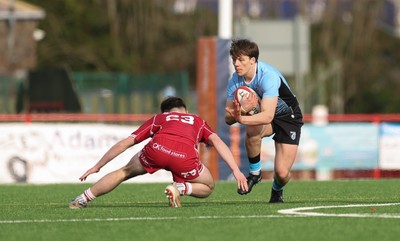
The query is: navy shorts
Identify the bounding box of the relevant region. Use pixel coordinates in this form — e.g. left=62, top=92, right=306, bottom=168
left=271, top=105, right=303, bottom=145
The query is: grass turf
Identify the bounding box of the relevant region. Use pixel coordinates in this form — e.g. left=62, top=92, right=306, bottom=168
left=0, top=179, right=399, bottom=241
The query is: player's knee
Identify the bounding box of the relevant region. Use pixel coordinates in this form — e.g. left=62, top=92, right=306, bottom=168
left=246, top=126, right=260, bottom=137
left=275, top=170, right=291, bottom=183
left=203, top=182, right=214, bottom=198
left=209, top=182, right=215, bottom=192
left=205, top=187, right=214, bottom=197
left=122, top=165, right=138, bottom=179
left=245, top=133, right=261, bottom=146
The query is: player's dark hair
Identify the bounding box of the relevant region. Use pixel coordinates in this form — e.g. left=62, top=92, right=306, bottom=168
left=230, top=39, right=259, bottom=61
left=160, top=96, right=187, bottom=112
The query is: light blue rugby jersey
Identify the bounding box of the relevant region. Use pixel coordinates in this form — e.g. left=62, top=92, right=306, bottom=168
left=226, top=61, right=297, bottom=116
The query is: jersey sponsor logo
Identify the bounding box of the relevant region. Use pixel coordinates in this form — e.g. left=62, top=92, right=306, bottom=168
left=290, top=131, right=296, bottom=140
left=152, top=142, right=186, bottom=159
left=181, top=169, right=197, bottom=178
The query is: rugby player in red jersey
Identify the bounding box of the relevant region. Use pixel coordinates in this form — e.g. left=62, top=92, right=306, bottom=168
left=69, top=96, right=248, bottom=208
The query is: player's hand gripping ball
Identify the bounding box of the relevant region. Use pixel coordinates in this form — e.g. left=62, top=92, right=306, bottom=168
left=234, top=86, right=261, bottom=115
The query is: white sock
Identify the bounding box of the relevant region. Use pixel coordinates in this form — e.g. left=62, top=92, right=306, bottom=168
left=83, top=188, right=96, bottom=202
left=175, top=182, right=192, bottom=196
left=250, top=170, right=261, bottom=176
left=175, top=182, right=186, bottom=195
left=184, top=182, right=192, bottom=195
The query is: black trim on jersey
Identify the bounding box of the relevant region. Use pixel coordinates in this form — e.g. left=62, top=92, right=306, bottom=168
left=278, top=77, right=298, bottom=108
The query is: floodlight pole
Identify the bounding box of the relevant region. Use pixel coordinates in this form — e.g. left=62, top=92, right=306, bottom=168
left=7, top=0, right=16, bottom=63
left=218, top=0, right=232, bottom=39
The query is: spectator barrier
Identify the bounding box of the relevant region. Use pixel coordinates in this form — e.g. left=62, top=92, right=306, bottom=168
left=1, top=113, right=400, bottom=183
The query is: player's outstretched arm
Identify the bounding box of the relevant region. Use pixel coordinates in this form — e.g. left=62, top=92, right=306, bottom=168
left=79, top=136, right=136, bottom=181
left=207, top=133, right=248, bottom=192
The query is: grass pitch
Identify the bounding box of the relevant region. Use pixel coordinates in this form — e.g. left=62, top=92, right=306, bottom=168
left=0, top=179, right=399, bottom=241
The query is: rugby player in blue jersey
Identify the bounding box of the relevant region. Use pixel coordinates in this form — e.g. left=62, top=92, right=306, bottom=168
left=225, top=39, right=303, bottom=203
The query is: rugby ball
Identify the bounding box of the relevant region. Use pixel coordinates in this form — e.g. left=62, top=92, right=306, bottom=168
left=234, top=86, right=261, bottom=115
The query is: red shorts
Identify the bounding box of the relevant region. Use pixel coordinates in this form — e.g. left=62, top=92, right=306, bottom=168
left=138, top=137, right=204, bottom=182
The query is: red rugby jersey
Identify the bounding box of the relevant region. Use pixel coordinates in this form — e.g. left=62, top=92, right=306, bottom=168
left=131, top=112, right=214, bottom=146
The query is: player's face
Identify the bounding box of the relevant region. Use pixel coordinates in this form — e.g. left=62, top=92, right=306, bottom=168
left=232, top=55, right=256, bottom=77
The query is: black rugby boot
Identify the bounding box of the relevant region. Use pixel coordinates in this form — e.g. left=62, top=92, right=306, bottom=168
left=269, top=189, right=284, bottom=203
left=237, top=172, right=262, bottom=195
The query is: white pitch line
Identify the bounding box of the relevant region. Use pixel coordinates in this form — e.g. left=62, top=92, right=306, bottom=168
left=278, top=203, right=400, bottom=218
left=0, top=215, right=294, bottom=224
left=3, top=203, right=400, bottom=224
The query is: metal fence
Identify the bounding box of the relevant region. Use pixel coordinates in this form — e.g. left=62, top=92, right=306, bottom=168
left=0, top=71, right=191, bottom=114
left=71, top=71, right=190, bottom=114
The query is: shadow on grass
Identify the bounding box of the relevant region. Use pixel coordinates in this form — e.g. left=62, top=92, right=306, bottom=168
left=64, top=197, right=400, bottom=209
left=67, top=199, right=269, bottom=209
